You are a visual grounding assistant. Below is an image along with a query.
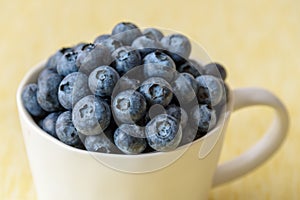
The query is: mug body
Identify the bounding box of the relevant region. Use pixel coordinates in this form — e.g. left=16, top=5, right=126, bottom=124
left=17, top=62, right=232, bottom=200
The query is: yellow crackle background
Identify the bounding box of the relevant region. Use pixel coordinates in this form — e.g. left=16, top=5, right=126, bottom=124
left=1, top=0, right=299, bottom=199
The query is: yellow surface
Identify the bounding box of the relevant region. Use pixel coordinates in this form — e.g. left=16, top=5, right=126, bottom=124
left=1, top=0, right=299, bottom=199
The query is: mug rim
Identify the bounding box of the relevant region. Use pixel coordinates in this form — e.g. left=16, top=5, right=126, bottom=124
left=16, top=61, right=233, bottom=159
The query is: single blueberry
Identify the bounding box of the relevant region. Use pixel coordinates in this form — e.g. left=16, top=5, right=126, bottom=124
left=145, top=114, right=182, bottom=152
left=42, top=112, right=61, bottom=138
left=177, top=59, right=203, bottom=77
left=112, top=90, right=147, bottom=124
left=190, top=104, right=217, bottom=134
left=143, top=51, right=176, bottom=82
left=56, top=111, right=82, bottom=146
left=114, top=124, right=147, bottom=154
left=112, top=46, right=142, bottom=75
left=166, top=104, right=188, bottom=129
left=204, top=62, right=227, bottom=80
left=143, top=28, right=164, bottom=41
left=22, top=83, right=47, bottom=117
left=56, top=51, right=79, bottom=76
left=88, top=66, right=120, bottom=97
left=139, top=77, right=173, bottom=107
left=72, top=95, right=111, bottom=136
left=58, top=72, right=91, bottom=110
left=45, top=47, right=72, bottom=71
left=171, top=73, right=197, bottom=103
left=195, top=75, right=224, bottom=106
left=161, top=34, right=192, bottom=59
left=76, top=43, right=112, bottom=75
left=37, top=69, right=63, bottom=112
left=84, top=134, right=121, bottom=154
left=111, top=22, right=142, bottom=46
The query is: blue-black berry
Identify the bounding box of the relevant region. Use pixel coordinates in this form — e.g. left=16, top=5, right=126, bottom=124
left=72, top=95, right=111, bottom=136
left=114, top=124, right=147, bottom=154
left=145, top=114, right=182, bottom=152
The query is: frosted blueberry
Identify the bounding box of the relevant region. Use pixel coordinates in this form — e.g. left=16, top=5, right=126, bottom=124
left=22, top=83, right=47, bottom=117
left=145, top=114, right=182, bottom=152
left=143, top=28, right=164, bottom=41
left=88, top=66, right=119, bottom=97
left=112, top=46, right=141, bottom=75
left=139, top=77, right=173, bottom=107
left=195, top=75, right=224, bottom=106
left=112, top=90, right=147, bottom=124
left=114, top=124, right=147, bottom=154
left=161, top=34, right=191, bottom=59
left=72, top=95, right=111, bottom=136
left=58, top=72, right=91, bottom=110
left=56, top=111, right=82, bottom=146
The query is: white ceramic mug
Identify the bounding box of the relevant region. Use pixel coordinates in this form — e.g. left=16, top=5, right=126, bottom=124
left=17, top=62, right=289, bottom=200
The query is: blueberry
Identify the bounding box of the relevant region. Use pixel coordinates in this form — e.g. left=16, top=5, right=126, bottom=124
left=139, top=77, right=173, bottom=107
left=94, top=34, right=111, bottom=44
left=145, top=114, right=182, bottom=152
left=114, top=124, right=147, bottom=154
left=177, top=59, right=203, bottom=77
left=84, top=134, right=121, bottom=154
left=161, top=34, right=191, bottom=59
left=190, top=104, right=217, bottom=134
left=95, top=37, right=123, bottom=53
left=45, top=47, right=72, bottom=71
left=56, top=111, right=82, bottom=146
left=72, top=95, right=111, bottom=136
left=58, top=72, right=91, bottom=110
left=204, top=62, right=227, bottom=80
left=112, top=90, right=147, bottom=124
left=22, top=83, right=47, bottom=117
left=76, top=43, right=112, bottom=75
left=42, top=112, right=61, bottom=138
left=166, top=104, right=188, bottom=128
left=88, top=66, right=119, bottom=97
left=56, top=51, right=79, bottom=76
left=111, top=22, right=142, bottom=46
left=132, top=35, right=163, bottom=57
left=37, top=69, right=63, bottom=112
left=143, top=28, right=164, bottom=41
left=195, top=75, right=224, bottom=106
left=171, top=73, right=197, bottom=103
left=112, top=46, right=141, bottom=75
left=143, top=51, right=176, bottom=82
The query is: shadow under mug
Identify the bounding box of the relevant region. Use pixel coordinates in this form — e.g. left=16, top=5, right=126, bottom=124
left=17, top=62, right=289, bottom=200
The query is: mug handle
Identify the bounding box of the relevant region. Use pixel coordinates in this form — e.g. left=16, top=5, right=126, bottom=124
left=212, top=87, right=289, bottom=187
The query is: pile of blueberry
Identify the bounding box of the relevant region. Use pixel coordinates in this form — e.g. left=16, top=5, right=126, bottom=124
left=22, top=22, right=229, bottom=154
